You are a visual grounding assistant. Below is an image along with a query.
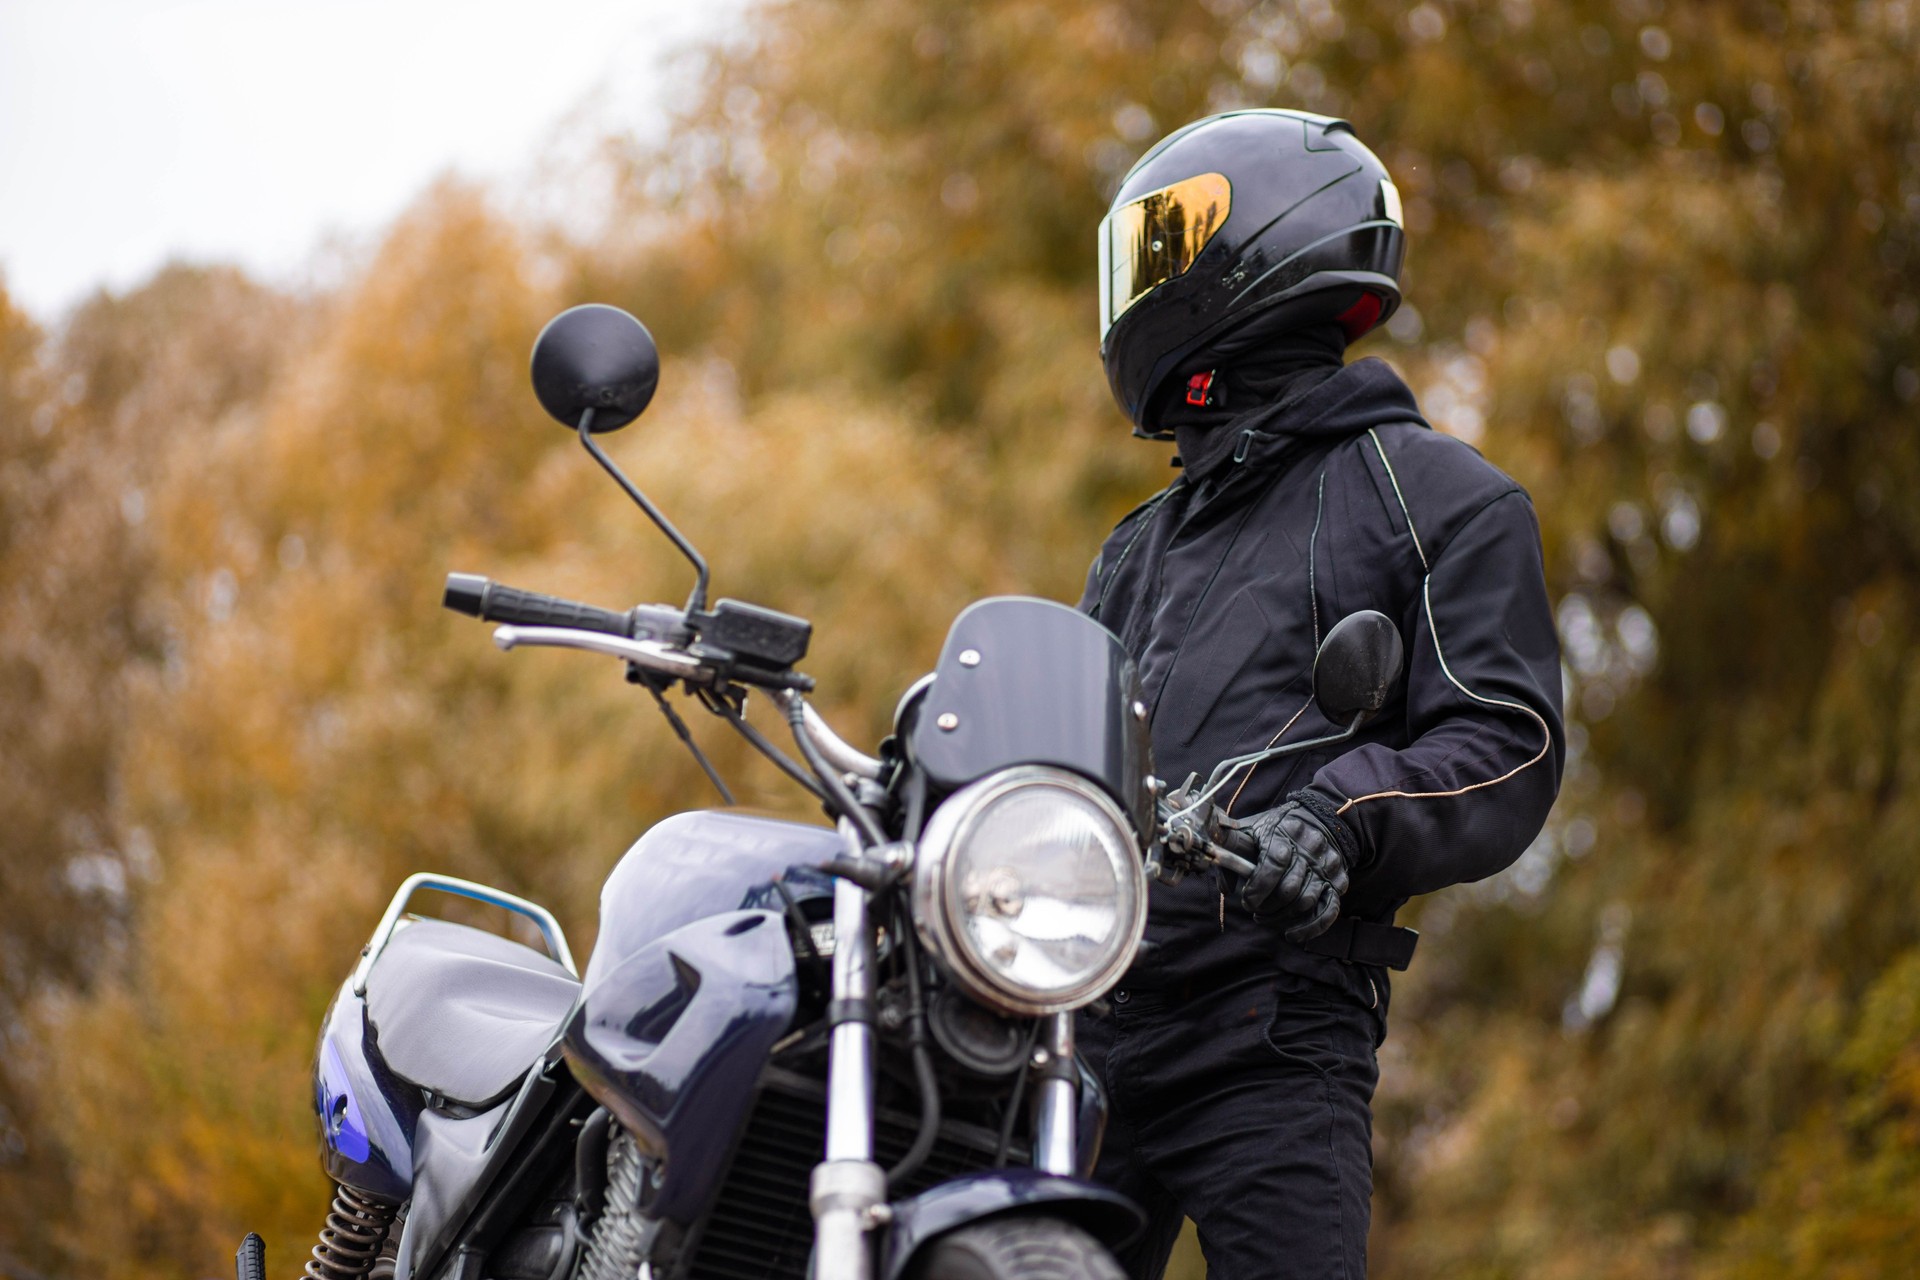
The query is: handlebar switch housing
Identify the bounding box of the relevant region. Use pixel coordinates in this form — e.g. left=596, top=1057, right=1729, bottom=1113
left=692, top=599, right=812, bottom=670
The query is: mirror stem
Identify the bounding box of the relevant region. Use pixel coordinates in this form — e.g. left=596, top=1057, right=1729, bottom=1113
left=1179, top=712, right=1372, bottom=822
left=577, top=409, right=712, bottom=613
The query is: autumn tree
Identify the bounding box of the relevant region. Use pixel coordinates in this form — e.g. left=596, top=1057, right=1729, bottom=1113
left=3, top=2, right=1918, bottom=1278
left=0, top=265, right=296, bottom=1273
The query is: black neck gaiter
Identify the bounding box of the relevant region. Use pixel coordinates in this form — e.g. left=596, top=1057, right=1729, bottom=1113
left=1158, top=320, right=1349, bottom=483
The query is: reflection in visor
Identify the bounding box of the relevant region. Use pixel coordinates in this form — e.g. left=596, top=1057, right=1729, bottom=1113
left=1099, top=172, right=1232, bottom=338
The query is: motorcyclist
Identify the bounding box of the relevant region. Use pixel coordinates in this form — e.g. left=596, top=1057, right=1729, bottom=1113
left=1076, top=110, right=1565, bottom=1279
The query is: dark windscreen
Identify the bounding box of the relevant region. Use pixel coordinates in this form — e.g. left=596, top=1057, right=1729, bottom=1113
left=905, top=597, right=1153, bottom=834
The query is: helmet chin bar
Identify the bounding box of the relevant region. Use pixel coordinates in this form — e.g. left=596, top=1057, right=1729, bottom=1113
left=1120, top=269, right=1400, bottom=439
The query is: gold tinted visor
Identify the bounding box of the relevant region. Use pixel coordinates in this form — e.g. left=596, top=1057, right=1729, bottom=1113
left=1098, top=172, right=1232, bottom=339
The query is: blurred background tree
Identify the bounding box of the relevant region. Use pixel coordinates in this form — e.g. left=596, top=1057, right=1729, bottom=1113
left=2, top=2, right=1917, bottom=1278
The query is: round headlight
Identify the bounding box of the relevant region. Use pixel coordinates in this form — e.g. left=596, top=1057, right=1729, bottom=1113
left=912, top=767, right=1146, bottom=1016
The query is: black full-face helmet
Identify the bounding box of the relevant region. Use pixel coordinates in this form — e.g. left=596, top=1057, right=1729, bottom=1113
left=1098, top=109, right=1406, bottom=435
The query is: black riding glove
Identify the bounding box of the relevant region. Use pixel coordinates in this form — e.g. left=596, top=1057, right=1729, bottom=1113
left=1236, top=792, right=1360, bottom=943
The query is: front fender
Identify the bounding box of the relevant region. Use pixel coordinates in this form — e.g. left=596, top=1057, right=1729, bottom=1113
left=880, top=1170, right=1142, bottom=1280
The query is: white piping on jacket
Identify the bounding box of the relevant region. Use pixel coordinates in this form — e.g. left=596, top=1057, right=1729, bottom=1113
left=1368, top=427, right=1428, bottom=570
left=1337, top=577, right=1554, bottom=813
left=1337, top=432, right=1551, bottom=814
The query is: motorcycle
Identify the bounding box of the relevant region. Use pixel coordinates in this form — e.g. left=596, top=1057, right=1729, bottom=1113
left=252, top=303, right=1400, bottom=1280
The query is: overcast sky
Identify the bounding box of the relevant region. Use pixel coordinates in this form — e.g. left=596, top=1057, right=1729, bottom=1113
left=0, top=0, right=733, bottom=319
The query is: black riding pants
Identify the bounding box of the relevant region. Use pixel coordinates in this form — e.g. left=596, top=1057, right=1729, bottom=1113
left=1077, top=960, right=1386, bottom=1280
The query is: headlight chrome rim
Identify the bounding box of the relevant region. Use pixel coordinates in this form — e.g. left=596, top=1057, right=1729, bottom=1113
left=912, top=766, right=1147, bottom=1016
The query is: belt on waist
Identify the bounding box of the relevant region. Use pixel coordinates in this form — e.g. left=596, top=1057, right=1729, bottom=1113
left=1300, top=919, right=1419, bottom=971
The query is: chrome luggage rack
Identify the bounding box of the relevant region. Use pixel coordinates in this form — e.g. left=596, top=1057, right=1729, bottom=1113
left=349, top=872, right=577, bottom=996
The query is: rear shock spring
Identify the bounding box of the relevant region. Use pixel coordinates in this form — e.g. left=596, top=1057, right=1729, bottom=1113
left=304, top=1184, right=398, bottom=1280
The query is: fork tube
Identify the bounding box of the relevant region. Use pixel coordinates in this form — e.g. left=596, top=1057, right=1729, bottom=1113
left=824, top=872, right=875, bottom=1161
left=812, top=822, right=883, bottom=1280
left=1032, top=1011, right=1078, bottom=1175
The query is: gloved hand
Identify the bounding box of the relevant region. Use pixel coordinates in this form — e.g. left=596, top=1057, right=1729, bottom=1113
left=1235, top=794, right=1358, bottom=943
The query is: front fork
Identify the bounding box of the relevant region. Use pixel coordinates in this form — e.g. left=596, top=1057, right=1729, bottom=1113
left=812, top=863, right=885, bottom=1280
left=1030, top=1013, right=1077, bottom=1176
left=809, top=827, right=1081, bottom=1280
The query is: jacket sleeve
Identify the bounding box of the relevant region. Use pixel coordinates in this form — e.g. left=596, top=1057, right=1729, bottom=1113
left=1076, top=550, right=1104, bottom=612
left=1307, top=489, right=1565, bottom=900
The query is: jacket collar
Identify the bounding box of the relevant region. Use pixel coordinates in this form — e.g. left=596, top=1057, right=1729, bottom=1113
left=1173, top=357, right=1432, bottom=488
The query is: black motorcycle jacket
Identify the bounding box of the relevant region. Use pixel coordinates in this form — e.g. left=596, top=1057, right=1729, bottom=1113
left=1079, top=354, right=1565, bottom=980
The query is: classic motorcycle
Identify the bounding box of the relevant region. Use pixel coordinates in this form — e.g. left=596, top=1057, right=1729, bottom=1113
left=252, top=304, right=1400, bottom=1280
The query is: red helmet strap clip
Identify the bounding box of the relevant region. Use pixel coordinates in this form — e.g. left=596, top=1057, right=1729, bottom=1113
left=1335, top=292, right=1384, bottom=342
left=1185, top=370, right=1218, bottom=407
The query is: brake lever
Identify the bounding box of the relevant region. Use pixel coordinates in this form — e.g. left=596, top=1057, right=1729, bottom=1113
left=492, top=625, right=713, bottom=683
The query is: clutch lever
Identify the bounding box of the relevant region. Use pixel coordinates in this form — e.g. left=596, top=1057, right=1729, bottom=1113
left=1203, top=826, right=1259, bottom=878
left=1150, top=776, right=1258, bottom=883
left=1150, top=711, right=1370, bottom=883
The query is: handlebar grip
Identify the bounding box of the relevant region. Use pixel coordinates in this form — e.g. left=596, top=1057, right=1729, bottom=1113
left=1218, top=821, right=1261, bottom=861
left=443, top=573, right=633, bottom=637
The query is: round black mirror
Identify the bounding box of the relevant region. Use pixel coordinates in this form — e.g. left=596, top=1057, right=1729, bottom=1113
left=530, top=304, right=659, bottom=433
left=1312, top=610, right=1404, bottom=724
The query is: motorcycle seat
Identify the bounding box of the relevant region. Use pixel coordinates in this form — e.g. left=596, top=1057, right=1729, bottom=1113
left=364, top=918, right=580, bottom=1108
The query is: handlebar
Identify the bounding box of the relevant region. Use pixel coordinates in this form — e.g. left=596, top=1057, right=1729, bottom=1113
left=444, top=573, right=635, bottom=637
left=1216, top=822, right=1259, bottom=862
left=1154, top=795, right=1260, bottom=881
left=1210, top=822, right=1260, bottom=878
left=452, top=579, right=813, bottom=696
left=446, top=572, right=877, bottom=839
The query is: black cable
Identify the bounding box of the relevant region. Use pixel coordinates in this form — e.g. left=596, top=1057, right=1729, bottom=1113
left=572, top=1108, right=612, bottom=1221
left=785, top=695, right=887, bottom=848
left=993, top=1020, right=1044, bottom=1168
left=900, top=767, right=929, bottom=845
left=642, top=680, right=734, bottom=805
left=773, top=880, right=823, bottom=967
left=714, top=698, right=828, bottom=802
left=886, top=909, right=941, bottom=1193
